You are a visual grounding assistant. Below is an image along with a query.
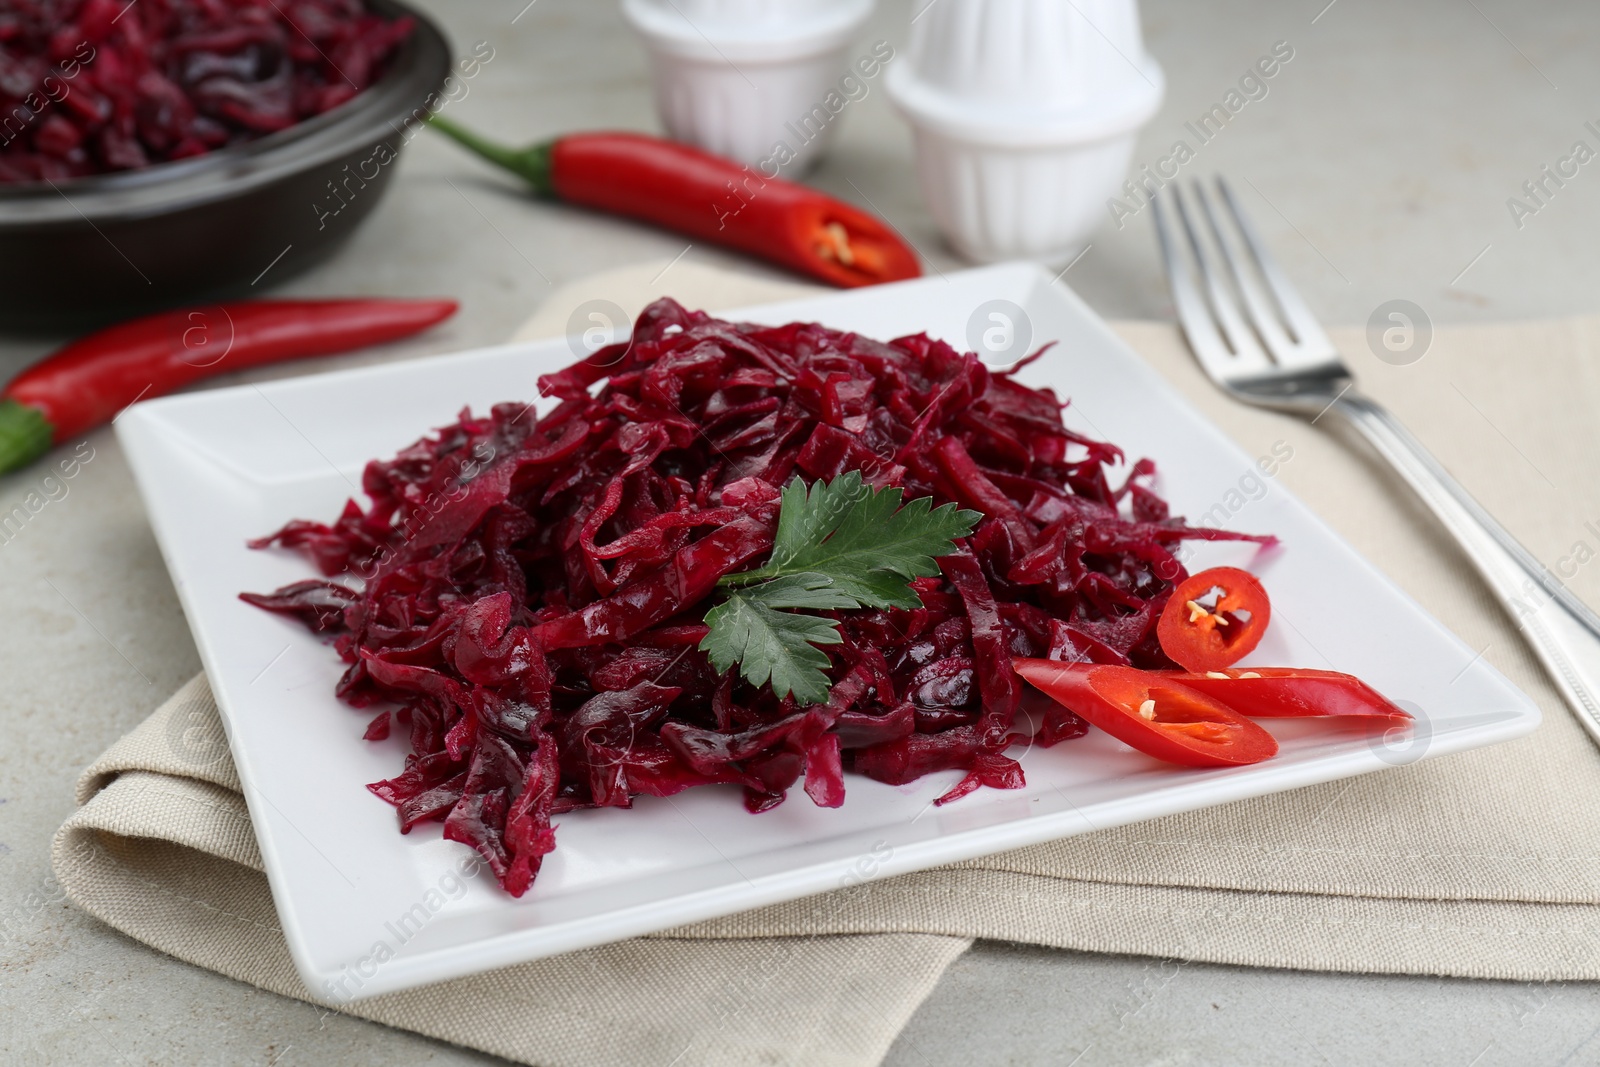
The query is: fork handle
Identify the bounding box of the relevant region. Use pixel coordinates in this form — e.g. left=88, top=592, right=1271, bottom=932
left=1333, top=391, right=1600, bottom=744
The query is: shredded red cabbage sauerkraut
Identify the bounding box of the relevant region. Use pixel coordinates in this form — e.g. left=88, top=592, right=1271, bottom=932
left=243, top=298, right=1269, bottom=896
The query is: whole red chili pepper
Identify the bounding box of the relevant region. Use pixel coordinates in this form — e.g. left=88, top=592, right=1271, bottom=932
left=428, top=119, right=921, bottom=289
left=0, top=298, right=458, bottom=473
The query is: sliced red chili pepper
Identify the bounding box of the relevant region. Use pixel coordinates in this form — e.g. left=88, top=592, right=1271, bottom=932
left=1012, top=658, right=1278, bottom=768
left=1158, top=667, right=1411, bottom=721
left=1156, top=566, right=1271, bottom=673
left=427, top=119, right=921, bottom=289
left=0, top=298, right=458, bottom=473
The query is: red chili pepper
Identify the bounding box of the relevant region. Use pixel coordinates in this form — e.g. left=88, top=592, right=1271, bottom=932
left=0, top=298, right=458, bottom=474
left=427, top=118, right=921, bottom=289
left=1156, top=566, right=1272, bottom=673
left=1012, top=658, right=1279, bottom=768
left=1157, top=667, right=1412, bottom=721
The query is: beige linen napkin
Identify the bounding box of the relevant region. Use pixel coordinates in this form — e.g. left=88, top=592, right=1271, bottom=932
left=53, top=676, right=966, bottom=1067
left=53, top=262, right=1600, bottom=1066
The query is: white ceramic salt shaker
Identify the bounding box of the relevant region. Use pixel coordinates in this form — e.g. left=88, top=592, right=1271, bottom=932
left=886, top=0, right=1164, bottom=263
left=622, top=0, right=877, bottom=174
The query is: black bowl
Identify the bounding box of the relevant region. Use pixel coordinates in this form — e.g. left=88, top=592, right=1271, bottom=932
left=0, top=1, right=451, bottom=333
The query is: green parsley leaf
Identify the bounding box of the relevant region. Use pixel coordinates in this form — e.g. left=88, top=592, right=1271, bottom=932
left=722, top=471, right=982, bottom=607
left=737, top=572, right=862, bottom=611
left=699, top=473, right=981, bottom=704
left=700, top=594, right=842, bottom=708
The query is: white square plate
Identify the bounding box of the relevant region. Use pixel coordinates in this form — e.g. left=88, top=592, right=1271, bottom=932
left=117, top=263, right=1538, bottom=1000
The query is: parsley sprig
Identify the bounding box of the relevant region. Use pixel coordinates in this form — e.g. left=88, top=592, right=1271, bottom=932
left=699, top=472, right=981, bottom=705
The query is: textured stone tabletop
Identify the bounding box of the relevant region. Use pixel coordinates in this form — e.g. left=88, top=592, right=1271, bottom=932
left=4, top=0, right=1600, bottom=1063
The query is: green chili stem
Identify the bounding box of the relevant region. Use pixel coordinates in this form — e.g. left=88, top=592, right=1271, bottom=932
left=427, top=115, right=555, bottom=197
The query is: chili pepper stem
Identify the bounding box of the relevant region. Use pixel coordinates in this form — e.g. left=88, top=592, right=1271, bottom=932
left=427, top=115, right=555, bottom=197
left=0, top=399, right=53, bottom=474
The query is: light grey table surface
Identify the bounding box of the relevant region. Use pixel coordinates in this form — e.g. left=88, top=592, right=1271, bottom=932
left=4, top=0, right=1600, bottom=1064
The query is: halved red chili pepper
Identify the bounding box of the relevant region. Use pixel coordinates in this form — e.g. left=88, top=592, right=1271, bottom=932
left=427, top=119, right=921, bottom=289
left=1158, top=667, right=1412, bottom=721
left=0, top=298, right=458, bottom=473
left=1157, top=566, right=1271, bottom=672
left=1012, top=658, right=1278, bottom=768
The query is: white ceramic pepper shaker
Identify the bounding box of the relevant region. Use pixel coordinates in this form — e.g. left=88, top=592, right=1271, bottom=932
left=886, top=0, right=1163, bottom=263
left=622, top=0, right=877, bottom=174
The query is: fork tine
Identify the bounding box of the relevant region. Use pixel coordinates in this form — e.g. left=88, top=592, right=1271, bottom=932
left=1213, top=177, right=1338, bottom=359
left=1150, top=190, right=1246, bottom=384
left=1150, top=190, right=1221, bottom=361
left=1167, top=184, right=1275, bottom=374
left=1192, top=179, right=1298, bottom=363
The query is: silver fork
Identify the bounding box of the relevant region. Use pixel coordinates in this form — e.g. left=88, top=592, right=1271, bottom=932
left=1152, top=176, right=1600, bottom=746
